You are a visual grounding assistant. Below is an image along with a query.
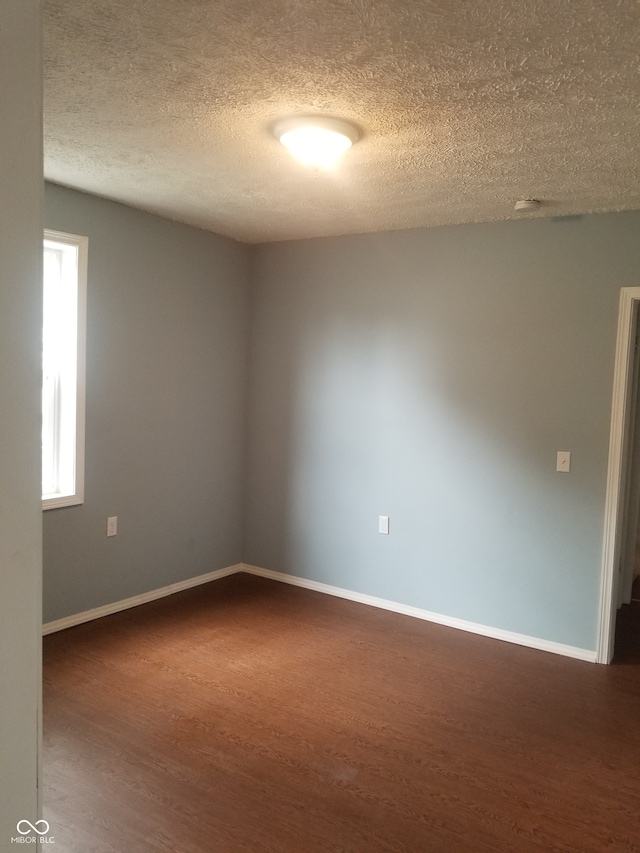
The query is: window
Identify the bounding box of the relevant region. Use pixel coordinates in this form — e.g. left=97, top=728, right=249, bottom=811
left=42, top=229, right=87, bottom=509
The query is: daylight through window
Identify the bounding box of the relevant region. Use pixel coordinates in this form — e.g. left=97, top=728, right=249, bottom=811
left=42, top=230, right=87, bottom=509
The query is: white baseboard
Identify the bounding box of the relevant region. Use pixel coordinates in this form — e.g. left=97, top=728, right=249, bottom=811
left=42, top=563, right=243, bottom=635
left=240, top=563, right=597, bottom=663
left=43, top=560, right=598, bottom=663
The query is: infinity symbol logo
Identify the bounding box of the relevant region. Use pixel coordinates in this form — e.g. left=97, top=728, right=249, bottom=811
left=16, top=820, right=50, bottom=836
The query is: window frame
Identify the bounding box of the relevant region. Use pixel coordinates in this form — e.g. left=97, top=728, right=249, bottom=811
left=42, top=228, right=88, bottom=510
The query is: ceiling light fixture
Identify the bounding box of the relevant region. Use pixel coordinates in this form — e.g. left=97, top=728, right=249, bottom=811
left=273, top=116, right=360, bottom=169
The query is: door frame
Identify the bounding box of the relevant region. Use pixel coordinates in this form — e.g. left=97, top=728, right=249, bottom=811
left=598, top=287, right=640, bottom=663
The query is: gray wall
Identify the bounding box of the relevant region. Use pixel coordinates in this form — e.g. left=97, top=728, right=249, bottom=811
left=43, top=184, right=251, bottom=623
left=43, top=183, right=640, bottom=653
left=0, top=2, right=43, bottom=842
left=245, top=212, right=640, bottom=652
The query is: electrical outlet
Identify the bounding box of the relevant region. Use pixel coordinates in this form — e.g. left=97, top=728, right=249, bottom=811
left=107, top=516, right=118, bottom=537
left=379, top=515, right=389, bottom=535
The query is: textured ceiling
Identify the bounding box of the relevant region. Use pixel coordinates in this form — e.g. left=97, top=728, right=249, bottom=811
left=44, top=0, right=640, bottom=243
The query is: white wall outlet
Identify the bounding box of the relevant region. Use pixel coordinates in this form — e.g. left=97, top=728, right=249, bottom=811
left=378, top=515, right=389, bottom=535
left=556, top=451, right=571, bottom=473
left=106, top=516, right=118, bottom=537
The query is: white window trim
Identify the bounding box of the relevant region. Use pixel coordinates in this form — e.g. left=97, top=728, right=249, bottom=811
left=42, top=228, right=87, bottom=510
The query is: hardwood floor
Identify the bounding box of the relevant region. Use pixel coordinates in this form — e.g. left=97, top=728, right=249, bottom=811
left=44, top=573, right=640, bottom=852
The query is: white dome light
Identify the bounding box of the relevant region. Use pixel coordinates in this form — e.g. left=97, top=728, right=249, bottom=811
left=273, top=116, right=359, bottom=169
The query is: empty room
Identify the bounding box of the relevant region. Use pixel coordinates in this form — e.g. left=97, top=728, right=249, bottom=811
left=3, top=1, right=640, bottom=851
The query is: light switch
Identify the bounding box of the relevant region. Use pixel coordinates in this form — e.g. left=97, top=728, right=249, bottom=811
left=556, top=451, right=571, bottom=473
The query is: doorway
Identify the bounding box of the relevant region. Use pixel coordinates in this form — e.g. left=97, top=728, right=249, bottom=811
left=598, top=288, right=640, bottom=663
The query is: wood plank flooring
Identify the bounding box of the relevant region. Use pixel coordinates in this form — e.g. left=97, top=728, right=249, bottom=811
left=44, top=573, right=640, bottom=852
